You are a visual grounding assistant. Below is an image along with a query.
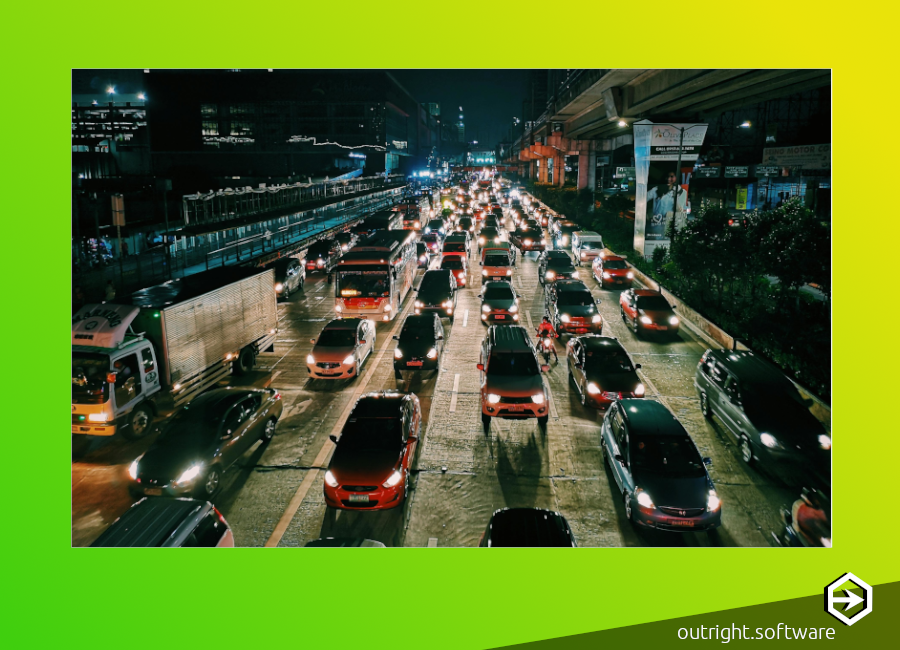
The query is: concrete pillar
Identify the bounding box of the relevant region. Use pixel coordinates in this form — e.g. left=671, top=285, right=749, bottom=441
left=556, top=155, right=566, bottom=187
left=538, top=158, right=548, bottom=183
left=577, top=150, right=596, bottom=191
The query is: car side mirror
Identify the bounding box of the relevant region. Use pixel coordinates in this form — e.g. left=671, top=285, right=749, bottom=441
left=309, top=338, right=316, bottom=344
left=703, top=457, right=712, bottom=465
left=106, top=371, right=118, bottom=384
left=541, top=364, right=550, bottom=373
left=392, top=335, right=399, bottom=340
left=359, top=340, right=367, bottom=345
left=329, top=435, right=338, bottom=444
left=407, top=435, right=418, bottom=443
left=634, top=363, right=641, bottom=370
left=437, top=335, right=444, bottom=341
left=614, top=454, right=625, bottom=464
left=477, top=363, right=484, bottom=371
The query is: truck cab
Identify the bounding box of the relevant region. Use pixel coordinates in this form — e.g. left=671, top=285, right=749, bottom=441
left=72, top=304, right=161, bottom=441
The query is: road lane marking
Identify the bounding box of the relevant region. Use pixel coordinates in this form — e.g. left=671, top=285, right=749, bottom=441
left=463, top=309, right=469, bottom=327
left=525, top=311, right=533, bottom=331
left=427, top=538, right=439, bottom=548
left=315, top=282, right=326, bottom=292
left=264, top=370, right=283, bottom=388
left=449, top=374, right=461, bottom=412
left=264, top=295, right=414, bottom=548
left=545, top=377, right=560, bottom=420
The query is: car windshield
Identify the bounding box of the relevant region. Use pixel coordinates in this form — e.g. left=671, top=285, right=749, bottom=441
left=316, top=328, right=356, bottom=347
left=157, top=400, right=231, bottom=447
left=338, top=272, right=390, bottom=298
left=604, top=260, right=627, bottom=269
left=586, top=348, right=633, bottom=372
left=441, top=259, right=464, bottom=270
left=339, top=419, right=402, bottom=451
left=480, top=229, right=498, bottom=237
left=400, top=321, right=435, bottom=343
left=484, top=286, right=514, bottom=300
left=72, top=352, right=109, bottom=404
left=631, top=435, right=705, bottom=478
left=557, top=292, right=594, bottom=307
left=548, top=260, right=574, bottom=270
left=484, top=255, right=510, bottom=267
left=636, top=295, right=671, bottom=311
left=419, top=272, right=450, bottom=292
left=488, top=352, right=539, bottom=376
left=443, top=243, right=466, bottom=252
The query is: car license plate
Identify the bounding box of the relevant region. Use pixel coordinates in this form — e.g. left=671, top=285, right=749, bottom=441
left=495, top=314, right=505, bottom=320
left=657, top=326, right=668, bottom=330
left=509, top=404, right=524, bottom=411
left=348, top=494, right=370, bottom=503
left=669, top=519, right=694, bottom=527
left=144, top=488, right=163, bottom=496
left=407, top=361, right=424, bottom=367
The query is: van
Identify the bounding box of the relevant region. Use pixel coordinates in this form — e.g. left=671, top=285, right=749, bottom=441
left=572, top=231, right=604, bottom=266
left=90, top=497, right=234, bottom=547
left=481, top=248, right=513, bottom=284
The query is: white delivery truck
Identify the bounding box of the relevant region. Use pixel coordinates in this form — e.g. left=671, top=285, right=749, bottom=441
left=72, top=267, right=278, bottom=443
left=571, top=231, right=604, bottom=266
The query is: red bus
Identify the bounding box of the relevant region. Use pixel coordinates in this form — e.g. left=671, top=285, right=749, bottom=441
left=334, top=230, right=417, bottom=321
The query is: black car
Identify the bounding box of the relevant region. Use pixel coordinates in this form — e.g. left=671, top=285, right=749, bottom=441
left=416, top=242, right=433, bottom=268
left=545, top=280, right=602, bottom=335
left=480, top=508, right=577, bottom=547
left=478, top=281, right=520, bottom=325
left=91, top=497, right=234, bottom=547
left=477, top=227, right=503, bottom=251
left=552, top=221, right=580, bottom=249
left=509, top=227, right=545, bottom=253
left=600, top=399, right=722, bottom=532
left=128, top=388, right=284, bottom=499
left=567, top=336, right=643, bottom=408
left=393, top=313, right=445, bottom=378
left=305, top=240, right=335, bottom=273
left=457, top=216, right=475, bottom=234
left=335, top=231, right=358, bottom=253
left=539, top=252, right=577, bottom=285
left=414, top=269, right=458, bottom=321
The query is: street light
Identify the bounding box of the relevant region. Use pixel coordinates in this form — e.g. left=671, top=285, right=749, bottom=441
left=137, top=92, right=146, bottom=101
left=617, top=120, right=628, bottom=128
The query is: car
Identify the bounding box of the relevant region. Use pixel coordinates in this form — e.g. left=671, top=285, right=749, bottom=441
left=477, top=227, right=504, bottom=250
left=335, top=231, right=358, bottom=253
left=307, top=318, right=376, bottom=380
left=441, top=239, right=468, bottom=259
left=440, top=255, right=469, bottom=288
left=305, top=240, right=335, bottom=273
left=571, top=231, right=604, bottom=266
left=480, top=247, right=514, bottom=284
left=482, top=216, right=501, bottom=231
left=479, top=508, right=577, bottom=547
left=457, top=216, right=475, bottom=234
left=619, top=289, right=679, bottom=337
left=416, top=242, right=433, bottom=269
left=424, top=218, right=445, bottom=236
left=445, top=232, right=471, bottom=255
left=413, top=269, right=458, bottom=320
left=91, top=498, right=234, bottom=547
left=539, top=251, right=577, bottom=285
left=478, top=281, right=520, bottom=324
left=545, top=280, right=603, bottom=335
left=393, top=313, right=445, bottom=378
left=128, top=387, right=283, bottom=499
left=266, top=257, right=305, bottom=300
left=323, top=391, right=421, bottom=510
left=694, top=349, right=830, bottom=487
left=509, top=227, right=546, bottom=253
left=592, top=255, right=633, bottom=288
left=600, top=399, right=722, bottom=532
left=304, top=537, right=386, bottom=547
left=552, top=221, right=580, bottom=249
left=567, top=336, right=644, bottom=407
left=421, top=232, right=442, bottom=255
left=477, top=325, right=550, bottom=429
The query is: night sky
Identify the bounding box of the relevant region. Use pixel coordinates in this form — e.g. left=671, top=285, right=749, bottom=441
left=388, top=69, right=532, bottom=147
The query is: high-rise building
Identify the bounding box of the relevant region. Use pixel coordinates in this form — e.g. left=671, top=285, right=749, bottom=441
left=457, top=105, right=465, bottom=143
left=426, top=102, right=440, bottom=118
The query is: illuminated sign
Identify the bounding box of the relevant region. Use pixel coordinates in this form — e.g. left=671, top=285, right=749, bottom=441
left=348, top=152, right=366, bottom=159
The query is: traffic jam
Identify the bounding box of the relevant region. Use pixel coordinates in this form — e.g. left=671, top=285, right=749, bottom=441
left=73, top=172, right=831, bottom=548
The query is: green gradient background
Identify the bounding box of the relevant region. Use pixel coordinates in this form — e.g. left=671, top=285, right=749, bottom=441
left=4, top=2, right=896, bottom=648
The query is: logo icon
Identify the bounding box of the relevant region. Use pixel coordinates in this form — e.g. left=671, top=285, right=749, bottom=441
left=825, top=573, right=872, bottom=626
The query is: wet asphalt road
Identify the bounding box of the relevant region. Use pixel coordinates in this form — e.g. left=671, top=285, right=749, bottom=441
left=72, top=211, right=828, bottom=547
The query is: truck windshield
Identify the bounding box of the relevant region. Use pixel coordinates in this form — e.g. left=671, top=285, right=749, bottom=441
left=338, top=272, right=390, bottom=298
left=72, top=352, right=109, bottom=404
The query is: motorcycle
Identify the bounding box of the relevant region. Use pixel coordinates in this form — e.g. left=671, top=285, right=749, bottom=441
left=771, top=488, right=831, bottom=547
left=535, top=329, right=558, bottom=363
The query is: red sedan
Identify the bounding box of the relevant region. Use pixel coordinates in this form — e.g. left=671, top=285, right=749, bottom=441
left=592, top=255, right=633, bottom=288
left=323, top=392, right=421, bottom=510
left=619, top=289, right=680, bottom=337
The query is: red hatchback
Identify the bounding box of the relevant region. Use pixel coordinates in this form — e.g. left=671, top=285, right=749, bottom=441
left=592, top=255, right=633, bottom=288
left=323, top=392, right=421, bottom=510
left=619, top=289, right=680, bottom=337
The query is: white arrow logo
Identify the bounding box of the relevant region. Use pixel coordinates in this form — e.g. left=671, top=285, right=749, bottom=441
left=831, top=589, right=864, bottom=612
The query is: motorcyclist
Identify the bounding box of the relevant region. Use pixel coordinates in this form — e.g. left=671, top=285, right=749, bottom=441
left=535, top=316, right=559, bottom=361
left=791, top=487, right=830, bottom=547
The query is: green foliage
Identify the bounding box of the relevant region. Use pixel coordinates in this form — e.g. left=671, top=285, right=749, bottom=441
left=651, top=245, right=668, bottom=268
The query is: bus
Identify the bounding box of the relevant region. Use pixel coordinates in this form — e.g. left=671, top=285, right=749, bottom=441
left=395, top=197, right=430, bottom=230
left=334, top=230, right=417, bottom=321
left=366, top=210, right=403, bottom=231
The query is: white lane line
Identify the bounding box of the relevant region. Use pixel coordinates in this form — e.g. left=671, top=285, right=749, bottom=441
left=449, top=374, right=461, bottom=412
left=427, top=537, right=439, bottom=548
left=516, top=275, right=524, bottom=290
left=463, top=309, right=469, bottom=327
left=315, top=282, right=326, bottom=292
left=525, top=311, right=533, bottom=331
left=264, top=370, right=283, bottom=388
left=545, top=377, right=560, bottom=420
left=315, top=296, right=323, bottom=301
left=265, top=297, right=414, bottom=548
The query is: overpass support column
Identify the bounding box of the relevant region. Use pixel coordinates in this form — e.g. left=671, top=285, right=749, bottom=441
left=577, top=150, right=596, bottom=191
left=538, top=158, right=548, bottom=183
left=556, top=154, right=566, bottom=187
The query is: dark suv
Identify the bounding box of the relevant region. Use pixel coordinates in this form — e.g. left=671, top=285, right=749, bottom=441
left=545, top=280, right=603, bottom=335
left=694, top=349, right=830, bottom=487
left=414, top=269, right=458, bottom=321
left=91, top=498, right=234, bottom=547
left=479, top=508, right=577, bottom=547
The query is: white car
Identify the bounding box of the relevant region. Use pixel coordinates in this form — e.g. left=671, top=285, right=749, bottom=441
left=307, top=318, right=376, bottom=380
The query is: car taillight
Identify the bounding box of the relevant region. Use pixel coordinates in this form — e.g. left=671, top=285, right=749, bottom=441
left=273, top=392, right=282, bottom=401
left=213, top=506, right=227, bottom=525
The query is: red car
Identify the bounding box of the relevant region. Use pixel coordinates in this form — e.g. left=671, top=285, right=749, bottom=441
left=592, top=255, right=633, bottom=288
left=323, top=392, right=421, bottom=510
left=619, top=289, right=680, bottom=337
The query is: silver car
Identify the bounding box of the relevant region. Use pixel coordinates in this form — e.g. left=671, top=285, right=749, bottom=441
left=307, top=318, right=376, bottom=380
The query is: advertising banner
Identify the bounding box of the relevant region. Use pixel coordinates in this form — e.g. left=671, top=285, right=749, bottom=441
left=736, top=185, right=748, bottom=210
left=761, top=143, right=830, bottom=169
left=725, top=166, right=749, bottom=178
left=646, top=122, right=708, bottom=160
left=694, top=166, right=721, bottom=178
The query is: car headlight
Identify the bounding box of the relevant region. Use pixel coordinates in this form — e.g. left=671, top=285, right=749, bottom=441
left=334, top=303, right=342, bottom=312
left=442, top=300, right=452, bottom=308
left=394, top=348, right=403, bottom=359
left=88, top=413, right=109, bottom=422
left=383, top=303, right=392, bottom=312
left=505, top=269, right=512, bottom=275
left=487, top=393, right=501, bottom=404
left=128, top=455, right=142, bottom=480
left=560, top=314, right=571, bottom=323
left=382, top=470, right=403, bottom=488
left=708, top=490, right=721, bottom=511
left=524, top=239, right=532, bottom=246
left=275, top=282, right=284, bottom=292
left=427, top=348, right=438, bottom=359
left=818, top=434, right=832, bottom=450
left=532, top=393, right=545, bottom=404
left=591, top=314, right=602, bottom=324
left=175, top=463, right=203, bottom=485
left=602, top=272, right=610, bottom=279
left=634, top=383, right=645, bottom=397
left=760, top=433, right=782, bottom=449
left=482, top=304, right=491, bottom=313
left=482, top=269, right=488, bottom=276
left=545, top=271, right=555, bottom=280
left=587, top=382, right=601, bottom=395
left=420, top=255, right=427, bottom=263
left=414, top=300, right=423, bottom=308
left=478, top=237, right=485, bottom=245
left=317, top=259, right=325, bottom=267
left=635, top=488, right=654, bottom=509
left=640, top=315, right=652, bottom=324
left=458, top=272, right=466, bottom=280
left=509, top=304, right=518, bottom=313
left=669, top=316, right=679, bottom=325
left=324, top=470, right=339, bottom=487
left=343, top=354, right=356, bottom=365
left=561, top=236, right=568, bottom=245
left=626, top=272, right=634, bottom=279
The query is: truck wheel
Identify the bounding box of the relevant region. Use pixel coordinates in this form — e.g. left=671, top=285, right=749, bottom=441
left=122, top=405, right=153, bottom=440
left=234, top=346, right=256, bottom=375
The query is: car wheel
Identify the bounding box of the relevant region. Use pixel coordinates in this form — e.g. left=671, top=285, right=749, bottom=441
left=699, top=391, right=711, bottom=419
left=122, top=404, right=153, bottom=440
left=740, top=436, right=754, bottom=465
left=481, top=413, right=491, bottom=429
left=200, top=467, right=221, bottom=499
left=260, top=417, right=277, bottom=443
left=624, top=491, right=634, bottom=522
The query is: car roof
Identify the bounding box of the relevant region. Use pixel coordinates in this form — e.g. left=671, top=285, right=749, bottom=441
left=483, top=281, right=514, bottom=291
left=324, top=317, right=365, bottom=330
left=403, top=314, right=437, bottom=327
left=619, top=399, right=687, bottom=437
left=554, top=280, right=590, bottom=291
left=487, top=508, right=575, bottom=547
left=634, top=289, right=663, bottom=297
left=604, top=255, right=625, bottom=261
left=579, top=335, right=624, bottom=352
left=90, top=498, right=211, bottom=547
left=707, top=349, right=792, bottom=385
left=487, top=325, right=532, bottom=351
left=351, top=392, right=408, bottom=418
